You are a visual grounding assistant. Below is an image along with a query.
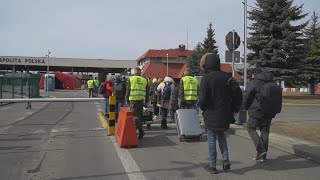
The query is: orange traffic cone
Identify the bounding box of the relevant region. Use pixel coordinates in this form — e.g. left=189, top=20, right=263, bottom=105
left=115, top=107, right=138, bottom=148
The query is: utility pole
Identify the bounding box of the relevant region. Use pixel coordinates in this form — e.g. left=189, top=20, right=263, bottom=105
left=166, top=53, right=169, bottom=76
left=186, top=26, right=190, bottom=50
left=46, top=50, right=51, bottom=98
left=244, top=0, right=248, bottom=89
left=232, top=30, right=235, bottom=78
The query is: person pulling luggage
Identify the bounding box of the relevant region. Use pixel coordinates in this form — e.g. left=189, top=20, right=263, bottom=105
left=126, top=67, right=149, bottom=139
left=157, top=76, right=175, bottom=129
left=179, top=70, right=199, bottom=109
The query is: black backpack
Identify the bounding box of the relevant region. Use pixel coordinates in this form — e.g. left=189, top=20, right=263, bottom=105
left=162, top=83, right=172, bottom=101
left=259, top=81, right=282, bottom=116
left=98, top=83, right=106, bottom=95
left=113, top=82, right=124, bottom=98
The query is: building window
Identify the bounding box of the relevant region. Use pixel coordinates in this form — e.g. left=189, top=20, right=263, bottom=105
left=178, top=56, right=186, bottom=62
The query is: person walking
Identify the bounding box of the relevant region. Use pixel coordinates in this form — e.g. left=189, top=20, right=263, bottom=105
left=103, top=79, right=113, bottom=116
left=157, top=76, right=175, bottom=129
left=179, top=70, right=199, bottom=109
left=126, top=67, right=149, bottom=139
left=93, top=77, right=100, bottom=97
left=242, top=69, right=282, bottom=162
left=87, top=78, right=95, bottom=98
left=169, top=79, right=179, bottom=123
left=198, top=53, right=243, bottom=174
left=112, top=75, right=126, bottom=121
left=150, top=78, right=159, bottom=120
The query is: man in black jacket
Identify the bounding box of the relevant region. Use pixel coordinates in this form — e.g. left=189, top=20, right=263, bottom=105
left=242, top=70, right=282, bottom=162
left=198, top=53, right=243, bottom=174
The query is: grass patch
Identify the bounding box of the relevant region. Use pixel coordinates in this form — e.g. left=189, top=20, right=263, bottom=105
left=272, top=122, right=320, bottom=144
left=282, top=93, right=320, bottom=104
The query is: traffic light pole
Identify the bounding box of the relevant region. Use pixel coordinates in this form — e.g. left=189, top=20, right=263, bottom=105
left=232, top=30, right=235, bottom=78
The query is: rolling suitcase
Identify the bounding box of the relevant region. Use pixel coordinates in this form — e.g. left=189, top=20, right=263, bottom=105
left=142, top=107, right=153, bottom=130
left=175, top=109, right=202, bottom=141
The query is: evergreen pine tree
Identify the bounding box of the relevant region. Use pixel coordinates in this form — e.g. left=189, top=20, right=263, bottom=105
left=202, top=22, right=219, bottom=54
left=248, top=0, right=308, bottom=84
left=187, top=43, right=203, bottom=76
left=304, top=11, right=320, bottom=95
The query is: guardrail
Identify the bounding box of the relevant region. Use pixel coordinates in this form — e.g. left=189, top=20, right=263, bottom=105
left=0, top=98, right=105, bottom=103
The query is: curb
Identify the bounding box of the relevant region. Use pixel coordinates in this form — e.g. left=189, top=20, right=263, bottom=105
left=98, top=112, right=109, bottom=129
left=229, top=124, right=320, bottom=164
left=283, top=103, right=320, bottom=106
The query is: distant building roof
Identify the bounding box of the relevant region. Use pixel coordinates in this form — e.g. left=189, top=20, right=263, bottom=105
left=142, top=62, right=187, bottom=79
left=137, top=49, right=192, bottom=62
left=142, top=62, right=242, bottom=80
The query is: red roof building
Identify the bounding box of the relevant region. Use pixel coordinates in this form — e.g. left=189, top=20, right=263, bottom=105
left=142, top=62, right=242, bottom=80
left=138, top=46, right=242, bottom=80
left=137, top=45, right=192, bottom=68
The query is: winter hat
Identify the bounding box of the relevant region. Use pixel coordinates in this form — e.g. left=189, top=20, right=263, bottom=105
left=200, top=53, right=221, bottom=72
left=152, top=78, right=157, bottom=83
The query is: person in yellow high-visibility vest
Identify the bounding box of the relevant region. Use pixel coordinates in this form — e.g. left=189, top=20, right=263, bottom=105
left=87, top=78, right=95, bottom=98
left=125, top=67, right=149, bottom=140
left=93, top=77, right=100, bottom=97
left=179, top=69, right=199, bottom=109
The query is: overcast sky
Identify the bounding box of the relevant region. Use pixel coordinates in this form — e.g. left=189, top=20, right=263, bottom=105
left=0, top=0, right=319, bottom=61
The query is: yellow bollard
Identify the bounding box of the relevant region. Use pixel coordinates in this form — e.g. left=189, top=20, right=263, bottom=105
left=108, top=96, right=116, bottom=135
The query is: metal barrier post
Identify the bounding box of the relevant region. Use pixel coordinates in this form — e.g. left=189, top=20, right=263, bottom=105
left=0, top=78, right=2, bottom=105
left=108, top=96, right=116, bottom=136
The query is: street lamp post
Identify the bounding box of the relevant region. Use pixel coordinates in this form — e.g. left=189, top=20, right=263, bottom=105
left=244, top=0, right=248, bottom=90
left=46, top=50, right=51, bottom=97
left=166, top=53, right=169, bottom=76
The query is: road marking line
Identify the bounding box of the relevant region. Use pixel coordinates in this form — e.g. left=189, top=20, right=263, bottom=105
left=95, top=102, right=99, bottom=105
left=26, top=112, right=33, bottom=115
left=16, top=117, right=26, bottom=121
left=33, top=129, right=46, bottom=134
left=109, top=136, right=146, bottom=180
left=97, top=108, right=103, bottom=112
left=51, top=127, right=105, bottom=133
left=96, top=105, right=101, bottom=108
left=0, top=106, right=12, bottom=111
left=98, top=112, right=145, bottom=180
left=0, top=126, right=10, bottom=134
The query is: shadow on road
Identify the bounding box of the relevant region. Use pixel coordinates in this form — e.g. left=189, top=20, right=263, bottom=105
left=230, top=153, right=319, bottom=175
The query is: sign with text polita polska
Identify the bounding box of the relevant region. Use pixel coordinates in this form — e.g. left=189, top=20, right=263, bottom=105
left=0, top=56, right=47, bottom=66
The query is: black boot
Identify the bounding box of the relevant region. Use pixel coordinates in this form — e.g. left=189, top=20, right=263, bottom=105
left=138, top=131, right=145, bottom=140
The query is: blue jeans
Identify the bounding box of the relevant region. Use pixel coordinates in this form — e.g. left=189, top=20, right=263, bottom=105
left=247, top=124, right=271, bottom=154
left=116, top=98, right=124, bottom=114
left=104, top=97, right=109, bottom=114
left=207, top=129, right=229, bottom=168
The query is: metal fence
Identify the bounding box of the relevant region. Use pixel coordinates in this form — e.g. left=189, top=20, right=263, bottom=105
left=0, top=76, right=40, bottom=101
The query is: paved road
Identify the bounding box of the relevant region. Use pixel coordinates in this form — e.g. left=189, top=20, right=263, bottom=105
left=0, top=90, right=319, bottom=180
left=274, top=104, right=320, bottom=124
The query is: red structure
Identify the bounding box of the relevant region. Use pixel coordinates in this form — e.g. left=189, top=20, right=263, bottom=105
left=39, top=72, right=81, bottom=90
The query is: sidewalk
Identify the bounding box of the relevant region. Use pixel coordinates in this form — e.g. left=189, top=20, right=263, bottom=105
left=229, top=124, right=320, bottom=164
left=197, top=116, right=320, bottom=164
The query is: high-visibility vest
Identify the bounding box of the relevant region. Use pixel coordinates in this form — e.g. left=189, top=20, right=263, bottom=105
left=87, top=80, right=95, bottom=88
left=129, top=76, right=147, bottom=101
left=182, top=76, right=199, bottom=101
left=94, top=80, right=99, bottom=87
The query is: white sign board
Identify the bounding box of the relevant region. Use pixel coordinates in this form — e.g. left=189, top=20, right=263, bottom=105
left=0, top=56, right=47, bottom=66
